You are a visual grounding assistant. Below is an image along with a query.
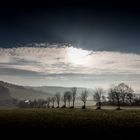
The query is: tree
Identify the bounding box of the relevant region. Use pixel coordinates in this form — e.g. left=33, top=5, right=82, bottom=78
left=46, top=97, right=51, bottom=108
left=109, top=86, right=122, bottom=110
left=51, top=96, right=56, bottom=108
left=62, top=91, right=72, bottom=108
left=55, top=92, right=61, bottom=108
left=37, top=99, right=45, bottom=108
left=80, top=89, right=88, bottom=109
left=133, top=95, right=140, bottom=106
left=108, top=91, right=116, bottom=105
left=71, top=87, right=77, bottom=108
left=108, top=83, right=134, bottom=110
left=126, top=92, right=134, bottom=105
left=93, top=88, right=104, bottom=109
left=102, top=95, right=107, bottom=103
left=62, top=92, right=68, bottom=108
left=66, top=91, right=72, bottom=107
left=118, top=83, right=133, bottom=104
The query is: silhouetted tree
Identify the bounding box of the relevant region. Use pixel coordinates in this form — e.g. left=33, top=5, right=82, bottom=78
left=62, top=92, right=68, bottom=108
left=66, top=91, right=72, bottom=107
left=126, top=92, right=135, bottom=105
left=119, top=83, right=133, bottom=105
left=93, top=88, right=104, bottom=109
left=108, top=83, right=134, bottom=109
left=133, top=95, right=140, bottom=105
left=80, top=89, right=88, bottom=109
left=51, top=96, right=56, bottom=108
left=102, top=95, right=107, bottom=102
left=108, top=91, right=116, bottom=105
left=55, top=92, right=61, bottom=108
left=31, top=99, right=38, bottom=108
left=61, top=91, right=72, bottom=107
left=71, top=87, right=77, bottom=108
left=46, top=97, right=51, bottom=108
left=37, top=99, right=47, bottom=108
left=109, top=86, right=122, bottom=110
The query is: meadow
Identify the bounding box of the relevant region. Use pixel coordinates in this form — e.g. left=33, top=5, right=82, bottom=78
left=0, top=108, right=140, bottom=138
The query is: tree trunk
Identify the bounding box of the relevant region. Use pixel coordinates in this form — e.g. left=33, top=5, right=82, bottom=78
left=117, top=100, right=121, bottom=110
left=52, top=102, right=54, bottom=108
left=98, top=101, right=101, bottom=109
left=73, top=99, right=75, bottom=108
left=64, top=101, right=66, bottom=107
left=84, top=102, right=86, bottom=109
left=118, top=104, right=120, bottom=110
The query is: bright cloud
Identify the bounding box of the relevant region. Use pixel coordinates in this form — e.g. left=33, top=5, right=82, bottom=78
left=0, top=43, right=140, bottom=90
left=0, top=44, right=140, bottom=74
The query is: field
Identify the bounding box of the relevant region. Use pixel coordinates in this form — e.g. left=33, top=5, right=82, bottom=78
left=0, top=108, right=140, bottom=138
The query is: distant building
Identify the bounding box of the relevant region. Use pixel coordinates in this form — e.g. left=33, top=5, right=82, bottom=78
left=24, top=100, right=30, bottom=104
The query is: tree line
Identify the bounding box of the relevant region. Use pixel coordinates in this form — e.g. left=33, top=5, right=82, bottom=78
left=16, top=83, right=140, bottom=110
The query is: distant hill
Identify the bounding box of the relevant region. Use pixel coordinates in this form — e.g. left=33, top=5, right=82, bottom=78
left=0, top=81, right=51, bottom=100
left=0, top=81, right=90, bottom=101
left=0, top=85, right=13, bottom=106
left=29, top=86, right=87, bottom=96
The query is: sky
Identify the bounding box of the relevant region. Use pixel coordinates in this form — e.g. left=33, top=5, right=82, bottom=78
left=0, top=1, right=140, bottom=91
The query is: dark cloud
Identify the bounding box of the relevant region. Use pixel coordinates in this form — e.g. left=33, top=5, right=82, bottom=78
left=0, top=1, right=139, bottom=53
left=0, top=67, right=40, bottom=77
left=0, top=58, right=40, bottom=66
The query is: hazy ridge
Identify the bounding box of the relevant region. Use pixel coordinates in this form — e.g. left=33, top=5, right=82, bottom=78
left=0, top=81, right=88, bottom=101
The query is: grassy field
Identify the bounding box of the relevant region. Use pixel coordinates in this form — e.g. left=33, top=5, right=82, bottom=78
left=0, top=108, right=140, bottom=138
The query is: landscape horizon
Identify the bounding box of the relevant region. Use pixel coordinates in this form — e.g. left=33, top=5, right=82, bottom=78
left=0, top=0, right=140, bottom=138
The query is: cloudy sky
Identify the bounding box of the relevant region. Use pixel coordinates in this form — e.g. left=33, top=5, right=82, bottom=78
left=0, top=1, right=140, bottom=91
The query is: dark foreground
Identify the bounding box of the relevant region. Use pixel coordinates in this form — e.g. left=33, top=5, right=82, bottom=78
left=0, top=108, right=140, bottom=139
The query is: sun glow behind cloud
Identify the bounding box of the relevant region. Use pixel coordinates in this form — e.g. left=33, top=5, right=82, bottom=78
left=66, top=47, right=91, bottom=66
left=0, top=43, right=140, bottom=91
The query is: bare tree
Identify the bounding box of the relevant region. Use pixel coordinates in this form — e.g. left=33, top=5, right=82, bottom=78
left=66, top=91, right=72, bottom=107
left=62, top=92, right=68, bottom=108
left=108, top=83, right=134, bottom=110
left=55, top=92, right=61, bottom=108
left=80, top=89, right=88, bottom=109
left=93, top=88, right=104, bottom=109
left=108, top=91, right=116, bottom=105
left=37, top=99, right=45, bottom=108
left=118, top=83, right=131, bottom=104
left=126, top=92, right=134, bottom=105
left=51, top=96, right=56, bottom=108
left=109, top=86, right=122, bottom=110
left=71, top=87, right=77, bottom=108
left=133, top=94, right=140, bottom=106
left=46, top=97, right=51, bottom=108
left=102, top=95, right=107, bottom=103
